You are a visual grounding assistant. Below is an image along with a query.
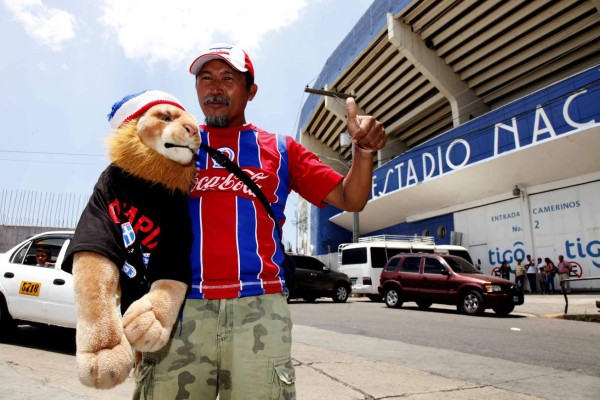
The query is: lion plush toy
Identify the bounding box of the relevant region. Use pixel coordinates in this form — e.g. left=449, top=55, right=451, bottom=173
left=63, top=90, right=201, bottom=389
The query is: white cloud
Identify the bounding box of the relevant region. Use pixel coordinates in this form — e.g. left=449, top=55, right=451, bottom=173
left=99, top=0, right=308, bottom=65
left=4, top=0, right=76, bottom=51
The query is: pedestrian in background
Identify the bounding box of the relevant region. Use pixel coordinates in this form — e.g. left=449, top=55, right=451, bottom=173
left=525, top=254, right=537, bottom=294
left=557, top=255, right=573, bottom=294
left=499, top=260, right=512, bottom=280
left=536, top=257, right=547, bottom=294
left=544, top=257, right=557, bottom=293
left=514, top=258, right=526, bottom=289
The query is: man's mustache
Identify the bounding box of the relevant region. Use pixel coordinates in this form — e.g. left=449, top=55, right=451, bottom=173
left=203, top=97, right=231, bottom=106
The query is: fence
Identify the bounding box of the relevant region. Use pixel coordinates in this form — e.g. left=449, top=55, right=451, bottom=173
left=561, top=277, right=600, bottom=314
left=0, top=189, right=89, bottom=229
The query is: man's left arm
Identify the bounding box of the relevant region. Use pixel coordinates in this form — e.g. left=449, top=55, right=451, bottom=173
left=324, top=97, right=387, bottom=212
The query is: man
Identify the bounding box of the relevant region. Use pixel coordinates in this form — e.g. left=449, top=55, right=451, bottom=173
left=132, top=44, right=386, bottom=400
left=499, top=260, right=512, bottom=280
left=525, top=254, right=537, bottom=294
left=536, top=257, right=547, bottom=294
left=513, top=258, right=526, bottom=288
left=557, top=254, right=573, bottom=293
left=35, top=247, right=53, bottom=267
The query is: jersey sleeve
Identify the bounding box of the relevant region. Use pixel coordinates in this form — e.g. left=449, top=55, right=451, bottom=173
left=62, top=171, right=124, bottom=274
left=286, top=136, right=344, bottom=208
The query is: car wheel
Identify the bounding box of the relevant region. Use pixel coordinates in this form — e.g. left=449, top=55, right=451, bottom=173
left=416, top=301, right=432, bottom=310
left=0, top=295, right=16, bottom=341
left=367, top=294, right=383, bottom=302
left=332, top=284, right=349, bottom=303
left=384, top=288, right=403, bottom=308
left=460, top=290, right=484, bottom=315
left=492, top=304, right=515, bottom=317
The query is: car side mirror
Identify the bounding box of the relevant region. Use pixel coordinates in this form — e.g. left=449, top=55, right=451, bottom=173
left=323, top=266, right=330, bottom=272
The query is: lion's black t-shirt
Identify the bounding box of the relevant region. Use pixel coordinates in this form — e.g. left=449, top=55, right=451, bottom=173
left=63, top=164, right=192, bottom=313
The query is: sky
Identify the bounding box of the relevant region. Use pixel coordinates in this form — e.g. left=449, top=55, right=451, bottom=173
left=0, top=0, right=375, bottom=245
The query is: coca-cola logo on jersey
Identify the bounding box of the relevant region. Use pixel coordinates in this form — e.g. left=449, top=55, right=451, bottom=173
left=191, top=169, right=269, bottom=197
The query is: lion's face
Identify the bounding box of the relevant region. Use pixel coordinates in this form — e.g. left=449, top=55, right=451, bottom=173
left=136, top=103, right=201, bottom=165
left=108, top=103, right=201, bottom=193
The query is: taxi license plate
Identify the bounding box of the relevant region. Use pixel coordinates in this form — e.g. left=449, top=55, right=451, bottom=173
left=513, top=296, right=519, bottom=303
left=19, top=281, right=42, bottom=297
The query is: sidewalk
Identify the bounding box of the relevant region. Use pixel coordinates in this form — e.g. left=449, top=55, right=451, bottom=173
left=511, top=291, right=600, bottom=318
left=292, top=292, right=600, bottom=400
left=1, top=293, right=598, bottom=400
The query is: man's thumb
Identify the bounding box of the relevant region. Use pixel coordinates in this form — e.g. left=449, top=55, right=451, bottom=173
left=346, top=97, right=359, bottom=133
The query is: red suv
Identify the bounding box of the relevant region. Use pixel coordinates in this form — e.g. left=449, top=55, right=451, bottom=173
left=378, top=253, right=524, bottom=316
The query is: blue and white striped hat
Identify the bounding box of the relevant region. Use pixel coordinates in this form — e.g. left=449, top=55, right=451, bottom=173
left=107, top=90, right=185, bottom=130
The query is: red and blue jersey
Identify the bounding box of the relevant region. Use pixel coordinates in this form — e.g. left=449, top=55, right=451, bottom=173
left=188, top=123, right=343, bottom=299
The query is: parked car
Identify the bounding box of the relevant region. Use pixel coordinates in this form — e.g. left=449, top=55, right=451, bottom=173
left=378, top=253, right=524, bottom=316
left=286, top=254, right=351, bottom=303
left=0, top=231, right=76, bottom=339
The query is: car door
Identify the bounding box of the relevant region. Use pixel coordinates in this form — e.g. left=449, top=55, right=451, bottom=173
left=396, top=256, right=422, bottom=299
left=306, top=257, right=331, bottom=292
left=2, top=239, right=55, bottom=325
left=295, top=256, right=327, bottom=292
left=420, top=256, right=454, bottom=303
left=43, top=238, right=77, bottom=328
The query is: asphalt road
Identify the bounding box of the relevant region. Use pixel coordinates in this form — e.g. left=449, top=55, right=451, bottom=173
left=1, top=295, right=599, bottom=399
left=288, top=297, right=600, bottom=378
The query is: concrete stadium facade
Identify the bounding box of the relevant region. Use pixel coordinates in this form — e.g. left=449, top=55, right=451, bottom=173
left=297, top=0, right=600, bottom=288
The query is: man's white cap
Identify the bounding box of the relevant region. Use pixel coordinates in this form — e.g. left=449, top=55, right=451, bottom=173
left=189, top=43, right=255, bottom=79
left=107, top=90, right=185, bottom=130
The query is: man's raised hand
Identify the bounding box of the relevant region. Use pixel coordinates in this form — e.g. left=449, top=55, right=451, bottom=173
left=346, top=97, right=387, bottom=152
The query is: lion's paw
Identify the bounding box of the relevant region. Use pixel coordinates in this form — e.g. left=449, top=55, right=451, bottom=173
left=76, top=335, right=133, bottom=389
left=123, top=299, right=171, bottom=352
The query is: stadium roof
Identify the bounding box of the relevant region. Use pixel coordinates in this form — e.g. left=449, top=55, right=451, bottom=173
left=300, top=0, right=600, bottom=160
left=299, top=0, right=600, bottom=233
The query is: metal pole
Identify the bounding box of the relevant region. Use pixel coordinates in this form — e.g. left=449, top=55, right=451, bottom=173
left=351, top=143, right=360, bottom=243
left=304, top=87, right=356, bottom=99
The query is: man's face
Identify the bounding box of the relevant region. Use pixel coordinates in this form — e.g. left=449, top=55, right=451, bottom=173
left=559, top=256, right=564, bottom=261
left=36, top=251, right=48, bottom=264
left=195, top=60, right=257, bottom=128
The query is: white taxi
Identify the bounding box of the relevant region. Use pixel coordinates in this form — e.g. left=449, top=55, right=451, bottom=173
left=0, top=231, right=76, bottom=338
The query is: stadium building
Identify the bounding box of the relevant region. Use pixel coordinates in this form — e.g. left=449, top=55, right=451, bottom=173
left=296, top=0, right=600, bottom=288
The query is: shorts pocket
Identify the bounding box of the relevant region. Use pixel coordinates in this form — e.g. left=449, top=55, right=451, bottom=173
left=270, top=356, right=296, bottom=399
left=132, top=355, right=156, bottom=400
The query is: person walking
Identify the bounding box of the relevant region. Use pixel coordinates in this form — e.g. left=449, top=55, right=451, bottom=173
left=557, top=255, right=573, bottom=293
left=131, top=43, right=387, bottom=400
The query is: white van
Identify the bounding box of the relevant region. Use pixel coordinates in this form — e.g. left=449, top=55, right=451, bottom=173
left=338, top=235, right=473, bottom=301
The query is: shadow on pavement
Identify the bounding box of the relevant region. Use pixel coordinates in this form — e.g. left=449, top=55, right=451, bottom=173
left=2, top=325, right=76, bottom=355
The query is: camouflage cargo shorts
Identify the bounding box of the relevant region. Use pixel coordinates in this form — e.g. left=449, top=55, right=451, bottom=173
left=132, top=293, right=295, bottom=400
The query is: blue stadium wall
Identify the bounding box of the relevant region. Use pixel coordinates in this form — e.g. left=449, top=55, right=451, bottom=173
left=310, top=204, right=455, bottom=254
left=310, top=66, right=599, bottom=255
